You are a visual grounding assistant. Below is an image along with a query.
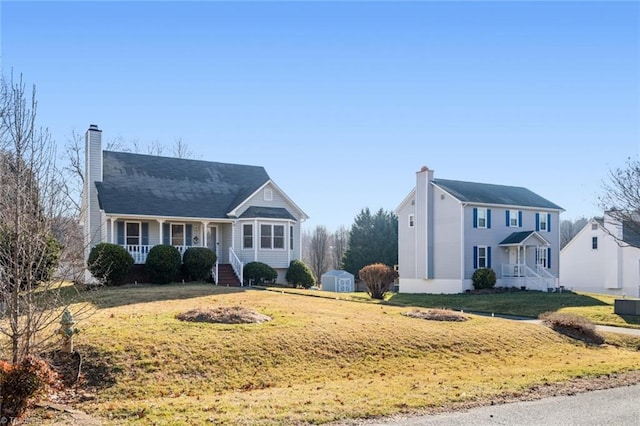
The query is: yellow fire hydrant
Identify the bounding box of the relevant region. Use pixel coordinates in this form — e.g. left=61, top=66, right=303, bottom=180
left=59, top=309, right=79, bottom=353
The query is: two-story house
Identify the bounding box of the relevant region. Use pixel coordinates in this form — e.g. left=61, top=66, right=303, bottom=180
left=395, top=166, right=563, bottom=294
left=81, top=124, right=308, bottom=285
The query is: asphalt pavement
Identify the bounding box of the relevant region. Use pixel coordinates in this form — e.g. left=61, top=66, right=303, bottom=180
left=367, top=384, right=640, bottom=425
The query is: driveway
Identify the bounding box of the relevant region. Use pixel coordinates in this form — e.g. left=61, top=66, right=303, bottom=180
left=364, top=384, right=640, bottom=425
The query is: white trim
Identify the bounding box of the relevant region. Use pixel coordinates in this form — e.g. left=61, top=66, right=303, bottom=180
left=264, top=188, right=273, bottom=201
left=476, top=208, right=488, bottom=229
left=476, top=245, right=488, bottom=269
left=394, top=188, right=417, bottom=215
left=105, top=213, right=235, bottom=223
left=499, top=231, right=551, bottom=247
left=538, top=212, right=548, bottom=231
left=227, top=179, right=310, bottom=220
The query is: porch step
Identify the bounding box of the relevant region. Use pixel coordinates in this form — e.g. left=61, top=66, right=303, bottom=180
left=216, top=264, right=242, bottom=287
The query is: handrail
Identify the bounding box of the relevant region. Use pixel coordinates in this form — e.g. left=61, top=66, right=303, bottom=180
left=229, top=247, right=244, bottom=286
left=212, top=261, right=218, bottom=285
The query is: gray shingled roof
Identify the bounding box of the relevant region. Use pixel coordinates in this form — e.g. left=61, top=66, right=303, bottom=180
left=96, top=151, right=271, bottom=218
left=499, top=231, right=550, bottom=246
left=239, top=206, right=296, bottom=220
left=433, top=179, right=563, bottom=210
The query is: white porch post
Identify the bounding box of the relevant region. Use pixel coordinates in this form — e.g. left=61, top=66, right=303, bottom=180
left=254, top=219, right=258, bottom=261
left=110, top=217, right=117, bottom=244
left=158, top=219, right=165, bottom=245
left=202, top=221, right=208, bottom=248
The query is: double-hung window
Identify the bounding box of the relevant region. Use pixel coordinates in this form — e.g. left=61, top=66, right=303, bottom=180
left=290, top=226, right=294, bottom=251
left=474, top=208, right=490, bottom=228
left=243, top=224, right=253, bottom=249
left=260, top=224, right=286, bottom=249
left=506, top=210, right=520, bottom=227
left=473, top=245, right=491, bottom=269
left=592, top=237, right=598, bottom=250
left=408, top=214, right=414, bottom=228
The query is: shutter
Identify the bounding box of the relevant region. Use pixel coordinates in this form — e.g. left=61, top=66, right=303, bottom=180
left=473, top=208, right=478, bottom=228
left=518, top=211, right=523, bottom=228
left=487, top=209, right=491, bottom=229
left=547, top=247, right=551, bottom=269
left=141, top=223, right=149, bottom=245
left=186, top=224, right=193, bottom=246
left=163, top=223, right=170, bottom=245
left=547, top=213, right=552, bottom=232
left=535, top=213, right=540, bottom=231
left=473, top=246, right=478, bottom=269
left=117, top=221, right=124, bottom=245
left=487, top=246, right=492, bottom=268
left=505, top=210, right=510, bottom=227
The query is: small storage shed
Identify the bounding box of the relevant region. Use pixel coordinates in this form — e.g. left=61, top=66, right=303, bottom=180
left=321, top=270, right=355, bottom=292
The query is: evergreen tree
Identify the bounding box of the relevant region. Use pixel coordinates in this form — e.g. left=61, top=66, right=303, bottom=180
left=342, top=208, right=398, bottom=277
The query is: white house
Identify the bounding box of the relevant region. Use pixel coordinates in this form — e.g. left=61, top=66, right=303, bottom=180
left=81, top=124, right=308, bottom=285
left=395, top=167, right=563, bottom=294
left=560, top=214, right=640, bottom=298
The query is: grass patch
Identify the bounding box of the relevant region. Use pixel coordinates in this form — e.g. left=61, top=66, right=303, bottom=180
left=26, top=284, right=639, bottom=425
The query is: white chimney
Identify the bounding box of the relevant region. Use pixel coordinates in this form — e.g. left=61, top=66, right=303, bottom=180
left=415, top=166, right=434, bottom=279
left=84, top=124, right=103, bottom=259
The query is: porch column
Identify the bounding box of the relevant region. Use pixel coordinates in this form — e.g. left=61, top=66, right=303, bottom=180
left=158, top=219, right=165, bottom=245
left=202, top=221, right=209, bottom=248
left=110, top=217, right=117, bottom=244
left=254, top=219, right=258, bottom=261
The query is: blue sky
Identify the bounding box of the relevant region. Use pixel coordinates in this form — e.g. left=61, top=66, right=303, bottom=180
left=1, top=1, right=639, bottom=232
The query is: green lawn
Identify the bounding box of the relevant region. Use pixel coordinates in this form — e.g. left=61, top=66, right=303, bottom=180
left=28, top=283, right=639, bottom=425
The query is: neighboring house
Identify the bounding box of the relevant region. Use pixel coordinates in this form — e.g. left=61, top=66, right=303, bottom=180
left=81, top=124, right=308, bottom=285
left=395, top=167, right=563, bottom=294
left=560, top=213, right=640, bottom=298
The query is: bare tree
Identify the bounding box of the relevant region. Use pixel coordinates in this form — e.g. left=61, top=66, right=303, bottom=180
left=0, top=73, right=87, bottom=363
left=173, top=137, right=193, bottom=159
left=331, top=225, right=349, bottom=269
left=560, top=217, right=589, bottom=249
left=309, top=225, right=330, bottom=283
left=599, top=157, right=640, bottom=247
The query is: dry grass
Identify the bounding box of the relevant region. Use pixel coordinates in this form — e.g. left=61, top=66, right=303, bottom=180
left=539, top=311, right=605, bottom=345
left=403, top=308, right=469, bottom=322
left=19, top=284, right=640, bottom=425
left=176, top=306, right=272, bottom=324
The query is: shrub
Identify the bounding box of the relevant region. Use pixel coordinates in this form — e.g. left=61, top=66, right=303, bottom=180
left=0, top=356, right=60, bottom=419
left=183, top=247, right=217, bottom=281
left=539, top=312, right=605, bottom=345
left=359, top=263, right=398, bottom=300
left=285, top=259, right=315, bottom=289
left=472, top=267, right=496, bottom=290
left=87, top=242, right=134, bottom=286
left=243, top=262, right=278, bottom=285
left=146, top=244, right=182, bottom=284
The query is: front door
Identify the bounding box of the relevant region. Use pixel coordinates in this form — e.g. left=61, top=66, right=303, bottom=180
left=509, top=247, right=520, bottom=276
left=207, top=226, right=218, bottom=260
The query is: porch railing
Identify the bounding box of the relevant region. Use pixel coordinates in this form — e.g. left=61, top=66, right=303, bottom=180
left=501, top=263, right=555, bottom=291
left=123, top=244, right=187, bottom=264
left=124, top=244, right=152, bottom=264
left=229, top=247, right=244, bottom=286
left=212, top=261, right=218, bottom=285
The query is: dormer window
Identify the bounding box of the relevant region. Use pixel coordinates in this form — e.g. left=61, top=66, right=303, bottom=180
left=264, top=188, right=273, bottom=201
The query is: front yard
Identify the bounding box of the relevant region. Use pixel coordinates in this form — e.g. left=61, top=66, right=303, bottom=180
left=25, top=283, right=640, bottom=425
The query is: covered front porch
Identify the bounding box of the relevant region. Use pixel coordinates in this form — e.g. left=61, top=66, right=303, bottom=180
left=499, top=231, right=556, bottom=291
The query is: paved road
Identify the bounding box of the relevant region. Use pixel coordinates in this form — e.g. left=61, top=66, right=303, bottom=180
left=366, top=384, right=640, bottom=425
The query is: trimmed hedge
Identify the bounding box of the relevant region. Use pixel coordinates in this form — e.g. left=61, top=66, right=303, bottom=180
left=472, top=267, right=496, bottom=290
left=243, top=261, right=278, bottom=285
left=285, top=259, right=315, bottom=289
left=183, top=247, right=217, bottom=281
left=87, top=243, right=134, bottom=286
left=146, top=244, right=182, bottom=284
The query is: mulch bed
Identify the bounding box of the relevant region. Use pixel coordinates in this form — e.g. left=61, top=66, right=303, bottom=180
left=176, top=306, right=272, bottom=324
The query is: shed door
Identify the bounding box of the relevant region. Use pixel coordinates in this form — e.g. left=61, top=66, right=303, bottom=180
left=338, top=278, right=351, bottom=292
